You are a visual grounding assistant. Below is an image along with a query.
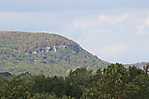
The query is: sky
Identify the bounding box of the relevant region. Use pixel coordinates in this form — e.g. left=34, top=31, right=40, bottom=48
left=0, top=0, right=149, bottom=63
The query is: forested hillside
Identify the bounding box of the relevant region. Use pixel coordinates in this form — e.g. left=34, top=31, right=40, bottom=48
left=0, top=31, right=108, bottom=76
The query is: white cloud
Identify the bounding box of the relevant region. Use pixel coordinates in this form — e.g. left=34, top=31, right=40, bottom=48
left=73, top=14, right=128, bottom=30
left=97, top=14, right=128, bottom=24
left=144, top=18, right=149, bottom=26
left=0, top=12, right=74, bottom=32
left=136, top=17, right=149, bottom=35
left=101, top=43, right=128, bottom=56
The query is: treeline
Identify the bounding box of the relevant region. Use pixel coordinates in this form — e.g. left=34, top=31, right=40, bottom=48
left=0, top=63, right=149, bottom=99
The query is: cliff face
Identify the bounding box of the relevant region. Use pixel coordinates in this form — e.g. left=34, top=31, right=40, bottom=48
left=0, top=31, right=108, bottom=76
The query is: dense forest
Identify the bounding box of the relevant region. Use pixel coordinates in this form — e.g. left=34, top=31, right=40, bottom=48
left=0, top=63, right=149, bottom=99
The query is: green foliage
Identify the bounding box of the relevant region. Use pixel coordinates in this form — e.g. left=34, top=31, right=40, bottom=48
left=31, top=93, right=57, bottom=99
left=0, top=64, right=149, bottom=99
left=82, top=63, right=149, bottom=99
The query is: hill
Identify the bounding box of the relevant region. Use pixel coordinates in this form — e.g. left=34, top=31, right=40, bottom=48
left=0, top=31, right=108, bottom=76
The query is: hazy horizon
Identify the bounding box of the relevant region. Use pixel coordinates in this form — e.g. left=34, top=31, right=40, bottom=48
left=0, top=0, right=148, bottom=63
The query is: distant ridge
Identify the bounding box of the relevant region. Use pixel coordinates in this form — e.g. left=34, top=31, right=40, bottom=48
left=0, top=31, right=109, bottom=76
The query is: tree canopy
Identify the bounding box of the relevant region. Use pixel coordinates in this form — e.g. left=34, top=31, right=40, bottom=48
left=0, top=63, right=149, bottom=99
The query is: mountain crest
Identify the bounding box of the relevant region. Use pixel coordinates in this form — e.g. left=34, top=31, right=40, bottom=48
left=0, top=31, right=108, bottom=76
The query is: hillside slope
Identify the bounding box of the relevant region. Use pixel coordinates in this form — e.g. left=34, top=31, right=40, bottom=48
left=0, top=31, right=108, bottom=76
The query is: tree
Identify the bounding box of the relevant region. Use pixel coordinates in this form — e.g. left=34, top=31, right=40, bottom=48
left=65, top=68, right=92, bottom=98
left=2, top=75, right=33, bottom=99
left=83, top=63, right=129, bottom=99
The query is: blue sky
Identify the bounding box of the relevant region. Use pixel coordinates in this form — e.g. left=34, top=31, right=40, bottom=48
left=0, top=0, right=149, bottom=63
